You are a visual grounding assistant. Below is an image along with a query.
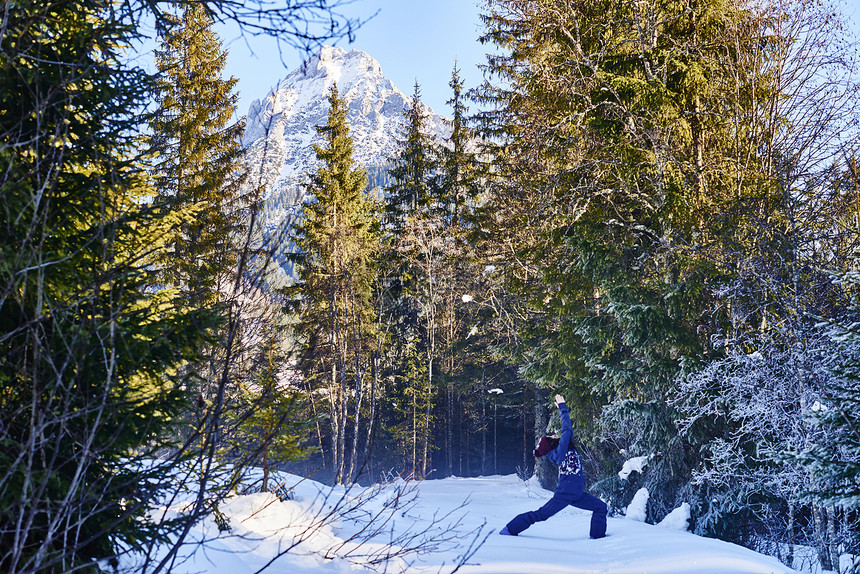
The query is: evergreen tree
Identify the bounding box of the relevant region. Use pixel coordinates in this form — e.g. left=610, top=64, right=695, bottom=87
left=673, top=1, right=860, bottom=563
left=294, top=84, right=381, bottom=485
left=440, top=61, right=481, bottom=225
left=149, top=4, right=250, bottom=483
left=473, top=0, right=770, bottom=508
left=150, top=2, right=246, bottom=305
left=797, top=271, right=860, bottom=553
left=385, top=81, right=440, bottom=231
left=0, top=1, right=364, bottom=571
left=476, top=0, right=860, bottom=564
left=435, top=62, right=496, bottom=477
left=382, top=81, right=465, bottom=478
left=0, top=2, right=217, bottom=570
left=232, top=326, right=312, bottom=493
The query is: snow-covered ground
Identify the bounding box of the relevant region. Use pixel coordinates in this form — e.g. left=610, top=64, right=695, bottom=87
left=139, top=472, right=802, bottom=574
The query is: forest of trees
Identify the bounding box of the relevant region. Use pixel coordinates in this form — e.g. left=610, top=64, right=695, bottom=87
left=1, top=0, right=860, bottom=573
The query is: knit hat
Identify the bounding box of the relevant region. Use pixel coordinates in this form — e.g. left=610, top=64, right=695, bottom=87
left=534, top=435, right=558, bottom=458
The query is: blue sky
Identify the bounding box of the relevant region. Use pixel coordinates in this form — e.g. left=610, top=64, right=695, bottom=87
left=219, top=0, right=487, bottom=118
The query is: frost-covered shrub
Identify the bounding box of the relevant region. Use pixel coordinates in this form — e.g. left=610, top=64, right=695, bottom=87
left=674, top=325, right=843, bottom=556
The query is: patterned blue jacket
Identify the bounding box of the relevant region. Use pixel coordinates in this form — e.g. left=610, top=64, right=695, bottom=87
left=546, top=402, right=583, bottom=480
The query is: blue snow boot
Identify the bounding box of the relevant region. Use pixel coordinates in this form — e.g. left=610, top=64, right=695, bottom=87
left=499, top=526, right=516, bottom=536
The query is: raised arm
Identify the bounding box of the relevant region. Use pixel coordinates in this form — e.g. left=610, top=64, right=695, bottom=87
left=554, top=394, right=572, bottom=458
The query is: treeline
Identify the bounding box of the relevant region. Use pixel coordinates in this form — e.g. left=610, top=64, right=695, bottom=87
left=283, top=76, right=532, bottom=485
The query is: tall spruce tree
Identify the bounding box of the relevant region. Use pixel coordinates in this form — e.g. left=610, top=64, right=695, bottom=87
left=294, top=84, right=381, bottom=485
left=383, top=82, right=448, bottom=477
left=385, top=82, right=440, bottom=231
left=434, top=62, right=496, bottom=477
left=149, top=4, right=249, bottom=483
left=477, top=0, right=860, bottom=564
left=0, top=1, right=365, bottom=571
left=675, top=2, right=860, bottom=557
left=440, top=62, right=480, bottom=223
left=150, top=3, right=246, bottom=305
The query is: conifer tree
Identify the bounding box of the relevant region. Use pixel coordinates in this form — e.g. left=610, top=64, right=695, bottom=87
left=476, top=0, right=860, bottom=560
left=672, top=1, right=860, bottom=560
left=149, top=4, right=250, bottom=483
left=150, top=3, right=246, bottom=305
left=232, top=326, right=311, bottom=493
left=440, top=61, right=480, bottom=224
left=382, top=82, right=450, bottom=477
left=798, top=275, right=860, bottom=509
left=0, top=2, right=218, bottom=570
left=435, top=62, right=492, bottom=476
left=385, top=82, right=440, bottom=231
left=473, top=0, right=769, bottom=506
left=0, top=1, right=365, bottom=571
left=295, top=84, right=381, bottom=484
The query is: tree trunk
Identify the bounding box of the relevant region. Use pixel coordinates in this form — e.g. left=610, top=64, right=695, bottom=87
left=785, top=499, right=794, bottom=568
left=328, top=385, right=340, bottom=484
left=522, top=402, right=528, bottom=474
left=445, top=382, right=454, bottom=476
left=411, top=389, right=418, bottom=475
left=423, top=353, right=432, bottom=478
left=827, top=506, right=839, bottom=574
left=445, top=290, right=454, bottom=476
left=493, top=402, right=498, bottom=474
left=363, top=348, right=379, bottom=483
left=262, top=446, right=269, bottom=493
left=330, top=357, right=345, bottom=484
left=337, top=353, right=347, bottom=484
left=481, top=369, right=487, bottom=476
left=813, top=504, right=833, bottom=571
left=457, top=398, right=463, bottom=476
left=309, top=389, right=326, bottom=476
left=347, top=372, right=362, bottom=483
left=347, top=299, right=365, bottom=483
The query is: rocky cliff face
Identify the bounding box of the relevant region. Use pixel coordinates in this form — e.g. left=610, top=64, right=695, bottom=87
left=242, top=45, right=449, bottom=221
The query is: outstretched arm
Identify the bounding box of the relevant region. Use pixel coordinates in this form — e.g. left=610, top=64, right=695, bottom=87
left=554, top=395, right=573, bottom=458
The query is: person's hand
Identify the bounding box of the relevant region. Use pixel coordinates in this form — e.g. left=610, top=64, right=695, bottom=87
left=554, top=394, right=565, bottom=406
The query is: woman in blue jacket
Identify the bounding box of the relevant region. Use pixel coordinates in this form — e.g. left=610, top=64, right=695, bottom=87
left=501, top=394, right=607, bottom=539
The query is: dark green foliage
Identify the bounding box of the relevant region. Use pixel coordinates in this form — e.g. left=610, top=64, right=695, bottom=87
left=798, top=279, right=860, bottom=511
left=471, top=0, right=734, bottom=500
left=148, top=2, right=250, bottom=485
left=470, top=5, right=859, bottom=565
left=439, top=62, right=481, bottom=227
left=377, top=82, right=443, bottom=477
left=385, top=82, right=441, bottom=231
left=230, top=327, right=314, bottom=492
left=0, top=1, right=363, bottom=571
left=0, top=1, right=218, bottom=570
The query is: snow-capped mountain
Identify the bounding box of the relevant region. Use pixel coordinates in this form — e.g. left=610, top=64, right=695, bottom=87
left=243, top=45, right=450, bottom=218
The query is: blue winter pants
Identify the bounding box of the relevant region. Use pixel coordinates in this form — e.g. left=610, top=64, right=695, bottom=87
left=506, top=486, right=608, bottom=539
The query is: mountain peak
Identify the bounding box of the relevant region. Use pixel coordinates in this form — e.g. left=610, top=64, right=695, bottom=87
left=242, top=46, right=450, bottom=216
left=273, top=45, right=385, bottom=94
left=315, top=45, right=382, bottom=79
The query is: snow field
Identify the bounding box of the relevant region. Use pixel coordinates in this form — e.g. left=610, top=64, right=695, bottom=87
left=139, top=471, right=801, bottom=574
